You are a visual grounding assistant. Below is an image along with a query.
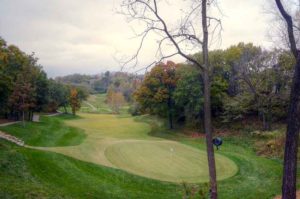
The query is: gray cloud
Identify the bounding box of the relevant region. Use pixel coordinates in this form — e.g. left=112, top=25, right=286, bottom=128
left=0, top=0, right=272, bottom=77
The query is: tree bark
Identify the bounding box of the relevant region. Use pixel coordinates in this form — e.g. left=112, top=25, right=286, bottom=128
left=282, top=57, right=300, bottom=199
left=202, top=0, right=217, bottom=198
left=274, top=1, right=300, bottom=198
left=203, top=70, right=217, bottom=199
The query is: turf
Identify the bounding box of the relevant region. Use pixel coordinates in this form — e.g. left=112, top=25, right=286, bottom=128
left=0, top=114, right=86, bottom=147
left=81, top=94, right=113, bottom=114
left=0, top=112, right=285, bottom=198
left=0, top=140, right=181, bottom=199
left=105, top=140, right=237, bottom=183
left=27, top=113, right=237, bottom=183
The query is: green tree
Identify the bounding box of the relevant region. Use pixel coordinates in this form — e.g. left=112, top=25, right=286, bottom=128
left=48, top=80, right=70, bottom=113
left=174, top=65, right=203, bottom=127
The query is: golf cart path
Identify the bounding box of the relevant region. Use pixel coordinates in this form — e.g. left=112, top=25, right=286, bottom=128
left=0, top=131, right=25, bottom=146
left=0, top=112, right=62, bottom=146
left=0, top=121, right=20, bottom=127
left=84, top=101, right=97, bottom=111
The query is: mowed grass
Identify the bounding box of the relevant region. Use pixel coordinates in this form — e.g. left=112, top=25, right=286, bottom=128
left=65, top=113, right=150, bottom=139
left=0, top=113, right=284, bottom=198
left=105, top=140, right=237, bottom=183
left=81, top=94, right=113, bottom=114
left=28, top=113, right=237, bottom=183
left=0, top=140, right=181, bottom=199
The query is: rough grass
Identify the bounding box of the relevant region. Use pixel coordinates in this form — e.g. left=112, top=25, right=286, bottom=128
left=0, top=114, right=86, bottom=147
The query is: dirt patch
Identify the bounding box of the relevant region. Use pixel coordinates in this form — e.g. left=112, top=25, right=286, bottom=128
left=274, top=191, right=300, bottom=199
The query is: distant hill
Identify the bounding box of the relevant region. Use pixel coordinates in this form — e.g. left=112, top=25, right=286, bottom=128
left=55, top=72, right=143, bottom=100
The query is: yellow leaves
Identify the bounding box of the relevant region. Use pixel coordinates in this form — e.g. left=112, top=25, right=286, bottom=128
left=107, top=90, right=126, bottom=114
left=69, top=87, right=80, bottom=115
left=0, top=52, right=8, bottom=64
left=70, top=88, right=78, bottom=98
left=154, top=88, right=169, bottom=103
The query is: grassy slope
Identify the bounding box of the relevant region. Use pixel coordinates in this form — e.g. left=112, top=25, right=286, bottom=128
left=81, top=94, right=129, bottom=114
left=0, top=140, right=180, bottom=199
left=0, top=115, right=86, bottom=147
left=81, top=94, right=112, bottom=114
left=0, top=114, right=284, bottom=198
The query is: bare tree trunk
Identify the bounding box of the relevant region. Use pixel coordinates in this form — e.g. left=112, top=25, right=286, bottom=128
left=203, top=70, right=217, bottom=198
left=202, top=0, right=217, bottom=198
left=274, top=0, right=300, bottom=198
left=282, top=58, right=300, bottom=199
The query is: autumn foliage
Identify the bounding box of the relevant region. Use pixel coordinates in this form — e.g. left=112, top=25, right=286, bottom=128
left=134, top=61, right=178, bottom=128
left=69, top=88, right=81, bottom=115
left=106, top=88, right=126, bottom=114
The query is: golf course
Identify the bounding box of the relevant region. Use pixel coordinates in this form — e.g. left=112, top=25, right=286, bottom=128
left=32, top=113, right=237, bottom=183
left=0, top=95, right=284, bottom=198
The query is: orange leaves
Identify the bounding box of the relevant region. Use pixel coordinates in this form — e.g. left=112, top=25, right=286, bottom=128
left=69, top=87, right=81, bottom=115
left=134, top=61, right=179, bottom=113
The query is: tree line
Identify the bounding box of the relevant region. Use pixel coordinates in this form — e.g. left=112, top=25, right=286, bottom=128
left=56, top=71, right=143, bottom=97
left=0, top=37, right=88, bottom=123
left=133, top=43, right=294, bottom=131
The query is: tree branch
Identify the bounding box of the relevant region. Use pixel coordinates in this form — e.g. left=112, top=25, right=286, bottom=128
left=275, top=0, right=298, bottom=58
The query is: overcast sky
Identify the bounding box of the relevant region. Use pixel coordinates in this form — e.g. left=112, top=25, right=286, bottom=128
left=0, top=0, right=273, bottom=77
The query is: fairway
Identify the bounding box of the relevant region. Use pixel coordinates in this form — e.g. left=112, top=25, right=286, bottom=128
left=32, top=113, right=237, bottom=183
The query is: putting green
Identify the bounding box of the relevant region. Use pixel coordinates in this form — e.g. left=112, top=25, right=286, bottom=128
left=105, top=140, right=237, bottom=183
left=34, top=113, right=238, bottom=183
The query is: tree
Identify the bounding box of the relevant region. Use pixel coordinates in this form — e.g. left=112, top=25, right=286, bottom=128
left=134, top=61, right=178, bottom=129
left=8, top=72, right=36, bottom=126
left=92, top=71, right=111, bottom=93
left=174, top=64, right=203, bottom=127
left=107, top=89, right=126, bottom=114
left=69, top=88, right=81, bottom=115
left=220, top=44, right=291, bottom=130
left=274, top=0, right=300, bottom=198
left=120, top=1, right=221, bottom=196
left=48, top=80, right=70, bottom=113
left=0, top=38, right=11, bottom=116
left=34, top=70, right=49, bottom=112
